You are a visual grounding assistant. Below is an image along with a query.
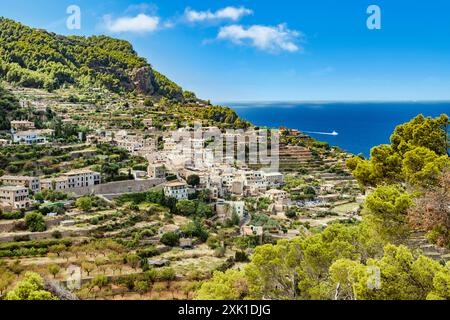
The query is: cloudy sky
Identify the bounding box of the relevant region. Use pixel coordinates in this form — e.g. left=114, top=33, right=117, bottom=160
left=1, top=0, right=450, bottom=101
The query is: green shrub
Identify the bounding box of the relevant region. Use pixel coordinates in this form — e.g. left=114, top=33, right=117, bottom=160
left=137, top=246, right=159, bottom=259
left=235, top=251, right=249, bottom=262
left=51, top=230, right=62, bottom=239
left=25, top=212, right=46, bottom=232
left=0, top=211, right=24, bottom=220
left=160, top=232, right=180, bottom=247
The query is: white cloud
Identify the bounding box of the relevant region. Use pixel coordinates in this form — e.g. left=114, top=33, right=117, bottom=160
left=103, top=14, right=160, bottom=33
left=185, top=6, right=253, bottom=22
left=217, top=24, right=302, bottom=53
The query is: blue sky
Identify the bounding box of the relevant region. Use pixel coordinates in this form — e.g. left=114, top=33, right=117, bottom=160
left=1, top=0, right=450, bottom=102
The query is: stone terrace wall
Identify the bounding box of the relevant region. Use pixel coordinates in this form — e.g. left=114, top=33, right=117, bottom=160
left=70, top=179, right=165, bottom=197
left=0, top=227, right=92, bottom=244
left=0, top=216, right=65, bottom=233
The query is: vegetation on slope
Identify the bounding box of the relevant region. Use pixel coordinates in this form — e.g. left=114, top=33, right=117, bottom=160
left=0, top=83, right=20, bottom=129
left=0, top=17, right=184, bottom=99
left=196, top=114, right=450, bottom=300
left=346, top=114, right=449, bottom=189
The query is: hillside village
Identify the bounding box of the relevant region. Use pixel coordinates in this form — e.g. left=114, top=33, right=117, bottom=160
left=1, top=17, right=449, bottom=301
left=0, top=84, right=366, bottom=299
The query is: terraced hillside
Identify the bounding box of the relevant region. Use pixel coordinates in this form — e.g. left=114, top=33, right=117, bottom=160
left=279, top=144, right=314, bottom=172
left=407, top=232, right=450, bottom=263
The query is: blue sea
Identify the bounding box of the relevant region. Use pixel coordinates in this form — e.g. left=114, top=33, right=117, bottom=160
left=226, top=102, right=450, bottom=158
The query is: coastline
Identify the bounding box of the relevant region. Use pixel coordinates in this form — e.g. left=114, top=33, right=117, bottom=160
left=226, top=101, right=450, bottom=157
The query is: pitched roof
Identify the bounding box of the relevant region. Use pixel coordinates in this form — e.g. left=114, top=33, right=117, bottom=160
left=163, top=181, right=188, bottom=188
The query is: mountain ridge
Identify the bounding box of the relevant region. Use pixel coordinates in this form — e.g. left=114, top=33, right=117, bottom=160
left=0, top=17, right=189, bottom=101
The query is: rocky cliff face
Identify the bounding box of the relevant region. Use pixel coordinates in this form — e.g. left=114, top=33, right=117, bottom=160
left=129, top=66, right=155, bottom=95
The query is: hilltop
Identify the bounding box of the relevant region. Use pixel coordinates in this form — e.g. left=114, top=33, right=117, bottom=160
left=0, top=18, right=251, bottom=130
left=0, top=17, right=188, bottom=101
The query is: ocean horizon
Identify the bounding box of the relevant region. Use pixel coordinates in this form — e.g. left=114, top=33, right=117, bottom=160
left=225, top=101, right=450, bottom=158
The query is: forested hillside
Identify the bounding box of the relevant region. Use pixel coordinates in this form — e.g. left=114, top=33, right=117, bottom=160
left=0, top=83, right=19, bottom=130
left=0, top=17, right=184, bottom=100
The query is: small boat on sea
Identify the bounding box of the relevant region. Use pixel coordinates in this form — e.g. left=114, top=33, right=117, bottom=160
left=302, top=130, right=339, bottom=136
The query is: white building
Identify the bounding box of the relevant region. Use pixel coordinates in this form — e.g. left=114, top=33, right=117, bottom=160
left=41, top=177, right=69, bottom=191
left=116, top=140, right=144, bottom=153
left=163, top=181, right=189, bottom=200
left=62, top=169, right=101, bottom=189
left=263, top=172, right=284, bottom=188
left=221, top=172, right=236, bottom=188
left=0, top=186, right=32, bottom=209
left=191, top=138, right=205, bottom=149
left=0, top=175, right=40, bottom=192
left=148, top=163, right=166, bottom=179
left=13, top=129, right=54, bottom=144
left=225, top=201, right=245, bottom=218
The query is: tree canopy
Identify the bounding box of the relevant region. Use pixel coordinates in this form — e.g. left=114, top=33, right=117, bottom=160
left=330, top=245, right=450, bottom=300
left=363, top=185, right=413, bottom=242
left=347, top=114, right=449, bottom=189
left=197, top=225, right=450, bottom=300
left=0, top=83, right=20, bottom=130
left=5, top=272, right=56, bottom=300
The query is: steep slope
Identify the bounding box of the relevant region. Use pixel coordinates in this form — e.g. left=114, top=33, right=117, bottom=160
left=0, top=17, right=184, bottom=100
left=0, top=83, right=19, bottom=130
